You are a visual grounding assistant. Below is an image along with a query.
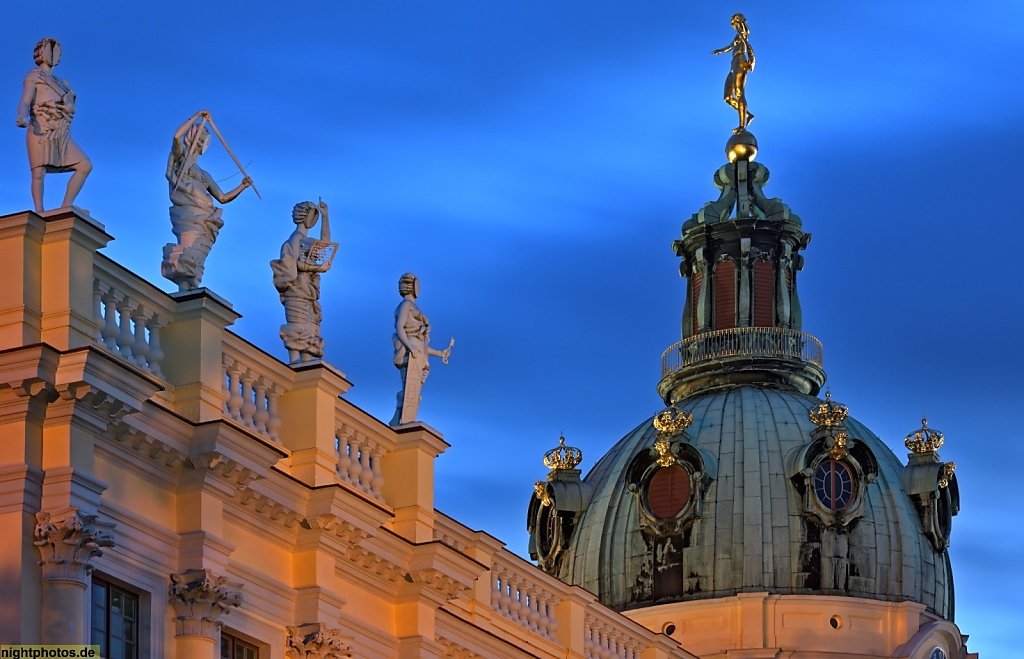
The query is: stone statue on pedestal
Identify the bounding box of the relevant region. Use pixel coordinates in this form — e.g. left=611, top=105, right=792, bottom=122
left=270, top=199, right=337, bottom=363
left=162, top=110, right=253, bottom=292
left=16, top=38, right=92, bottom=213
left=390, top=273, right=453, bottom=426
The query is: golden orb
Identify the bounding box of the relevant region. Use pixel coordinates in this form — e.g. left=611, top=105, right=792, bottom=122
left=726, top=131, right=758, bottom=162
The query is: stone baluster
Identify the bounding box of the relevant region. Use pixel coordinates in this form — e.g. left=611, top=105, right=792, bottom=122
left=168, top=568, right=243, bottom=659
left=526, top=585, right=541, bottom=632
left=116, top=296, right=136, bottom=360
left=490, top=569, right=501, bottom=612
left=336, top=429, right=353, bottom=483
left=496, top=569, right=511, bottom=617
left=358, top=437, right=375, bottom=495
left=240, top=369, right=256, bottom=429
left=147, top=316, right=164, bottom=378
left=266, top=385, right=282, bottom=442
left=225, top=359, right=243, bottom=421
left=131, top=304, right=150, bottom=371
left=584, top=617, right=595, bottom=657
left=347, top=434, right=363, bottom=486
left=370, top=445, right=385, bottom=500
left=513, top=575, right=528, bottom=626
left=253, top=378, right=270, bottom=435
left=100, top=288, right=121, bottom=351
left=536, top=589, right=550, bottom=639
left=92, top=279, right=105, bottom=343
left=596, top=623, right=610, bottom=659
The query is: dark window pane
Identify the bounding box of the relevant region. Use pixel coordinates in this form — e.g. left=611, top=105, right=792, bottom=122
left=92, top=582, right=106, bottom=606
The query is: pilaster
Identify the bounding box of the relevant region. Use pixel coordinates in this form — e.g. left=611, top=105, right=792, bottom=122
left=554, top=587, right=596, bottom=659
left=0, top=210, right=46, bottom=347
left=159, top=289, right=239, bottom=423
left=37, top=208, right=113, bottom=351
left=277, top=361, right=351, bottom=487
left=381, top=422, right=449, bottom=543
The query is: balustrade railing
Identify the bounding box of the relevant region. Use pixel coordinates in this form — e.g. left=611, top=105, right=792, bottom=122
left=490, top=554, right=560, bottom=642
left=334, top=424, right=388, bottom=502
left=222, top=335, right=288, bottom=443
left=584, top=613, right=643, bottom=659
left=662, top=326, right=823, bottom=377
left=93, top=255, right=175, bottom=379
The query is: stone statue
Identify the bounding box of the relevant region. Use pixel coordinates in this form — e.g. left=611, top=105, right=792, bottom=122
left=162, top=110, right=253, bottom=292
left=389, top=273, right=453, bottom=426
left=15, top=38, right=92, bottom=213
left=712, top=13, right=756, bottom=134
left=270, top=199, right=337, bottom=363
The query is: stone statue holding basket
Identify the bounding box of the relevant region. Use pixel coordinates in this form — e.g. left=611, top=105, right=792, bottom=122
left=271, top=198, right=337, bottom=363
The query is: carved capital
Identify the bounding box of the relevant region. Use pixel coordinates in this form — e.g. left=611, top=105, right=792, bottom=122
left=286, top=622, right=353, bottom=659
left=33, top=508, right=115, bottom=585
left=168, top=568, right=243, bottom=640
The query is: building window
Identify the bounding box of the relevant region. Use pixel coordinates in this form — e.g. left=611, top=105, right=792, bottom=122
left=713, top=260, right=736, bottom=330
left=813, top=460, right=855, bottom=511
left=646, top=465, right=692, bottom=519
left=222, top=632, right=259, bottom=659
left=91, top=577, right=139, bottom=659
left=752, top=259, right=774, bottom=327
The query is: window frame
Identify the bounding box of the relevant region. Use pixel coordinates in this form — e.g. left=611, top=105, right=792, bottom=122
left=221, top=629, right=261, bottom=659
left=91, top=575, right=141, bottom=659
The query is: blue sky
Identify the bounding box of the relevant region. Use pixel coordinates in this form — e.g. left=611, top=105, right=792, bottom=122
left=2, top=2, right=1022, bottom=655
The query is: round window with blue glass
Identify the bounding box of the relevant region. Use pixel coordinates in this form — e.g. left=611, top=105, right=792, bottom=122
left=813, top=459, right=855, bottom=511
left=929, top=648, right=947, bottom=659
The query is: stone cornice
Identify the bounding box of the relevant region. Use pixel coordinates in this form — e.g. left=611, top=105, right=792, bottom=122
left=0, top=343, right=61, bottom=405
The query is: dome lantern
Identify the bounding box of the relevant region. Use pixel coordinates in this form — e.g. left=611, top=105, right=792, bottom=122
left=658, top=133, right=824, bottom=403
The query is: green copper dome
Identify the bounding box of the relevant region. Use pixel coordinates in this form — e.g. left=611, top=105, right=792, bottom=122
left=529, top=386, right=958, bottom=618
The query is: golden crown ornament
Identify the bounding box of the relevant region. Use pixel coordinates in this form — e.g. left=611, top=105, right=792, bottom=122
left=543, top=434, right=583, bottom=473
left=809, top=391, right=849, bottom=429
left=905, top=417, right=944, bottom=454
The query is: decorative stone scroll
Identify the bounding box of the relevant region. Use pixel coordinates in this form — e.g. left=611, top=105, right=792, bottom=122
left=286, top=622, right=353, bottom=659
left=33, top=508, right=114, bottom=585
left=168, top=568, right=243, bottom=640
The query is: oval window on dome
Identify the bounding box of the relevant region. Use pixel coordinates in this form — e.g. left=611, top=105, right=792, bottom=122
left=813, top=460, right=855, bottom=511
left=646, top=466, right=692, bottom=519
left=537, top=505, right=556, bottom=557
left=929, top=648, right=947, bottom=659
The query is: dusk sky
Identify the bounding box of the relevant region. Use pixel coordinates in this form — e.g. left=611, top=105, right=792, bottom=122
left=2, top=2, right=1021, bottom=656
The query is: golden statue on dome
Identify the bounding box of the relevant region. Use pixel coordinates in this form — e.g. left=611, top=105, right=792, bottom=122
left=712, top=13, right=756, bottom=134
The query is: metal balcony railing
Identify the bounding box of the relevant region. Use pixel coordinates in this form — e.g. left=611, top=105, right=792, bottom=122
left=662, top=327, right=823, bottom=377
